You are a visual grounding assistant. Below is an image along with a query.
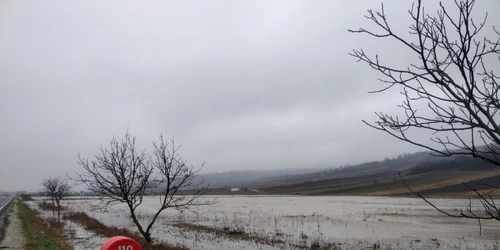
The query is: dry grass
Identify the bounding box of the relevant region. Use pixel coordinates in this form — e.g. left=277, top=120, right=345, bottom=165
left=38, top=201, right=67, bottom=212
left=284, top=215, right=308, bottom=219
left=63, top=211, right=187, bottom=250
left=173, top=222, right=285, bottom=246
left=19, top=194, right=34, bottom=201
left=18, top=200, right=72, bottom=250
left=172, top=222, right=364, bottom=250
left=305, top=239, right=342, bottom=250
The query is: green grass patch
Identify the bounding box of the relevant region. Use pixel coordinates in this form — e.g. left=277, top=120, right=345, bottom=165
left=17, top=200, right=71, bottom=250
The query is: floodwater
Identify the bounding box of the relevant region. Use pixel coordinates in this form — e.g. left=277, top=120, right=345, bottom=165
left=54, top=196, right=500, bottom=249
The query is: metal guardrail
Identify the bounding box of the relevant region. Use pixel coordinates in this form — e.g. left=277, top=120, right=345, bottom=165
left=0, top=196, right=13, bottom=217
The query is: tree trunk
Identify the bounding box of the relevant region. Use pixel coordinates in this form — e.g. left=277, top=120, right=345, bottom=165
left=56, top=200, right=61, bottom=221
left=143, top=238, right=152, bottom=250
left=127, top=203, right=152, bottom=248
left=51, top=199, right=55, bottom=218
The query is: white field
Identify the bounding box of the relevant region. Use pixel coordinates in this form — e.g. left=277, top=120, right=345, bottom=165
left=39, top=195, right=500, bottom=249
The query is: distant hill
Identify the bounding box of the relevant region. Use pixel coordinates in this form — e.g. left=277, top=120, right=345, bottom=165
left=248, top=151, right=437, bottom=187
left=189, top=149, right=500, bottom=197
left=407, top=155, right=496, bottom=175
left=257, top=152, right=500, bottom=196
left=191, top=167, right=327, bottom=188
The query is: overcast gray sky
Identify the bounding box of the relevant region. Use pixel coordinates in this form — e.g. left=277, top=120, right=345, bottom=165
left=0, top=0, right=498, bottom=191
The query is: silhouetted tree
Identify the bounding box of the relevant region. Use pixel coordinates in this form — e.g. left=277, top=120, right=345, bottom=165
left=41, top=176, right=71, bottom=221
left=76, top=131, right=211, bottom=249
left=349, top=0, right=500, bottom=228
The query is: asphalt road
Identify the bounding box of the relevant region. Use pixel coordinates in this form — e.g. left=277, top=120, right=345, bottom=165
left=0, top=196, right=13, bottom=216
left=0, top=195, right=13, bottom=241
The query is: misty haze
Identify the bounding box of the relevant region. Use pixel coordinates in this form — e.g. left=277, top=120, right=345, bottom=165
left=1, top=0, right=500, bottom=249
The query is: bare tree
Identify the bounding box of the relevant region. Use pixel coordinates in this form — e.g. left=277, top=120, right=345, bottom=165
left=76, top=131, right=210, bottom=249
left=41, top=176, right=71, bottom=221
left=349, top=0, right=500, bottom=224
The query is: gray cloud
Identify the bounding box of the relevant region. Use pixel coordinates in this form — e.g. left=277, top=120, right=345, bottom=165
left=1, top=0, right=498, bottom=191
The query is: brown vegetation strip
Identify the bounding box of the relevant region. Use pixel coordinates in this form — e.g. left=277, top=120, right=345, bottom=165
left=173, top=222, right=284, bottom=246
left=63, top=211, right=187, bottom=250
left=172, top=222, right=344, bottom=250
left=19, top=194, right=34, bottom=201
left=18, top=201, right=72, bottom=250
left=38, top=201, right=67, bottom=212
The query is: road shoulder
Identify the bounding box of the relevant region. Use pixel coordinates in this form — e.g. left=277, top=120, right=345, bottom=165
left=0, top=198, right=24, bottom=249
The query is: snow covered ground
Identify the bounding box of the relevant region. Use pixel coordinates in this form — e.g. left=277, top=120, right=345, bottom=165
left=30, top=195, right=500, bottom=249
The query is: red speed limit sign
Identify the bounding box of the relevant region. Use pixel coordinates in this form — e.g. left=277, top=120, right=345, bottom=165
left=100, top=236, right=142, bottom=250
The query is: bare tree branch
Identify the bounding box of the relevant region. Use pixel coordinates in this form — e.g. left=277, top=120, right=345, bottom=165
left=350, top=0, right=500, bottom=224
left=75, top=131, right=212, bottom=249
left=41, top=176, right=71, bottom=221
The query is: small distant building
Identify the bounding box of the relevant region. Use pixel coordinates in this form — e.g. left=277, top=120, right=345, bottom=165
left=230, top=188, right=240, bottom=192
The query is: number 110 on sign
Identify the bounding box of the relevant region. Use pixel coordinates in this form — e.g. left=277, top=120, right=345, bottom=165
left=117, top=246, right=134, bottom=250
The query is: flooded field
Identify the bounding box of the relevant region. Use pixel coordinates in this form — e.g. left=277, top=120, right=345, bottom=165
left=31, top=195, right=500, bottom=249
